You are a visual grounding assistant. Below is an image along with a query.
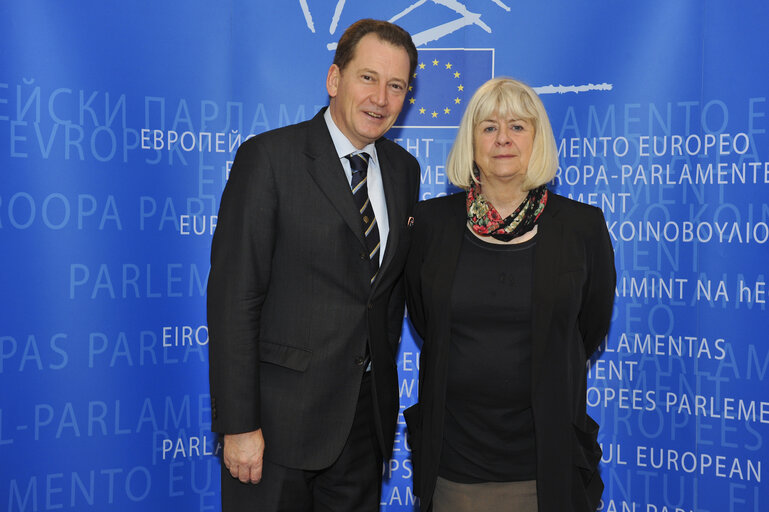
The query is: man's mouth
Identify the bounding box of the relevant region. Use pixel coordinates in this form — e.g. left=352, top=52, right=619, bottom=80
left=365, top=111, right=384, bottom=119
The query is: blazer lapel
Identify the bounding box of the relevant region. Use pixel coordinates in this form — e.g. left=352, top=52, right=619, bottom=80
left=429, top=195, right=467, bottom=317
left=303, top=110, right=366, bottom=249
left=431, top=196, right=467, bottom=406
left=531, top=196, right=563, bottom=390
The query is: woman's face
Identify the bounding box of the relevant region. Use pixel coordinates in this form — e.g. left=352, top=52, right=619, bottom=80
left=473, top=111, right=534, bottom=186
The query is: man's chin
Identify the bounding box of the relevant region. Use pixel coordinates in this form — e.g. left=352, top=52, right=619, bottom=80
left=366, top=124, right=396, bottom=139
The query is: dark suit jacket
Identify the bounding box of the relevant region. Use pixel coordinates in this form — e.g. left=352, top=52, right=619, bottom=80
left=207, top=108, right=420, bottom=470
left=404, top=192, right=615, bottom=512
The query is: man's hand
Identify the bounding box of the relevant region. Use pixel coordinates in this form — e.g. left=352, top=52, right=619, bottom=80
left=223, top=429, right=265, bottom=484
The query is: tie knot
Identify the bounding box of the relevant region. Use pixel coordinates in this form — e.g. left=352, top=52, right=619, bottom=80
left=346, top=152, right=370, bottom=174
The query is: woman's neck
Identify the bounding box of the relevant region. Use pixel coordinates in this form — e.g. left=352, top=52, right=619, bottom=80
left=480, top=180, right=527, bottom=218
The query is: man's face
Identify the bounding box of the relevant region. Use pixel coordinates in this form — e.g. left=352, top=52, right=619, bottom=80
left=326, top=33, right=411, bottom=149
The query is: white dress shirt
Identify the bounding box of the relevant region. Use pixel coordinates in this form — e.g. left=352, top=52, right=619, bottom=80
left=324, top=108, right=389, bottom=264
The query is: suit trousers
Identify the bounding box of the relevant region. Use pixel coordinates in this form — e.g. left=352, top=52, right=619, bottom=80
left=220, top=372, right=382, bottom=512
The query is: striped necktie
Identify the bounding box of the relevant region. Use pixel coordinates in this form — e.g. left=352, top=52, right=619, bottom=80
left=346, top=152, right=380, bottom=284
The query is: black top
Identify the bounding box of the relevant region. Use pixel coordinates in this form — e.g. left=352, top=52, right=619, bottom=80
left=438, top=228, right=537, bottom=483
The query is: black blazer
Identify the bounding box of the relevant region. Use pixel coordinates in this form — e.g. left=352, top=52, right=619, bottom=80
left=404, top=192, right=615, bottom=512
left=208, top=108, right=420, bottom=470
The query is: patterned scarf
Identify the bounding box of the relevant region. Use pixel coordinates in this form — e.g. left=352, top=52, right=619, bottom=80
left=466, top=182, right=548, bottom=242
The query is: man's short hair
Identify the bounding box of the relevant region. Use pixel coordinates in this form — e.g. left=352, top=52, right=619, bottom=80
left=333, top=19, right=418, bottom=84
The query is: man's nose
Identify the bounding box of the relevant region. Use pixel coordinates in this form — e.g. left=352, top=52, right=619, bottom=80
left=371, top=83, right=388, bottom=106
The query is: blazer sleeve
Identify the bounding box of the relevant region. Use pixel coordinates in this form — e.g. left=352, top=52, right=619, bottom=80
left=578, top=206, right=616, bottom=357
left=207, top=138, right=277, bottom=434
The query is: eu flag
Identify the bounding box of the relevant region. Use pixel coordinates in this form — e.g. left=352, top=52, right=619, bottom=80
left=395, top=48, right=495, bottom=128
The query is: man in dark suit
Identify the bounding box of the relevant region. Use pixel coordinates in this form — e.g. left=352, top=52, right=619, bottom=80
left=207, top=19, right=419, bottom=512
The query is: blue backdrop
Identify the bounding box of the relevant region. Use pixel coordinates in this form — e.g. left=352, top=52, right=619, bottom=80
left=1, top=1, right=767, bottom=511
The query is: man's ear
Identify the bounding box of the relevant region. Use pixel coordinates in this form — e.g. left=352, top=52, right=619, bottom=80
left=326, top=64, right=340, bottom=98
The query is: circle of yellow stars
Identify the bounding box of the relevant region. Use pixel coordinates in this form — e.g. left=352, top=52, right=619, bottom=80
left=407, top=58, right=464, bottom=119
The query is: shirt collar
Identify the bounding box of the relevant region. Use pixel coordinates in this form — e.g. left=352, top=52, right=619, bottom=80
left=324, top=108, right=378, bottom=165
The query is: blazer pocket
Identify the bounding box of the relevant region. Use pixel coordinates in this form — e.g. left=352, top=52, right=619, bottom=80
left=259, top=341, right=312, bottom=372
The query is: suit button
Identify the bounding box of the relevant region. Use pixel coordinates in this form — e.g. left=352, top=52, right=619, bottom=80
left=360, top=252, right=367, bottom=260
left=367, top=303, right=373, bottom=310
left=355, top=356, right=365, bottom=366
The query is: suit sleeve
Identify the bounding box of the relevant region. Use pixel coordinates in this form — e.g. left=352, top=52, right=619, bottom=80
left=207, top=138, right=276, bottom=434
left=578, top=207, right=616, bottom=357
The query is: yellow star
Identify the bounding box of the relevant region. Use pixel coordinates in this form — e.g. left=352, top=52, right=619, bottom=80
left=413, top=72, right=417, bottom=78
left=457, top=84, right=464, bottom=91
left=408, top=85, right=413, bottom=91
left=432, top=59, right=439, bottom=66
left=454, top=97, right=461, bottom=104
left=419, top=62, right=426, bottom=69
left=409, top=98, right=415, bottom=104
left=454, top=72, right=460, bottom=78
left=445, top=62, right=452, bottom=69
left=431, top=111, right=438, bottom=118
left=419, top=107, right=426, bottom=114
left=444, top=107, right=451, bottom=114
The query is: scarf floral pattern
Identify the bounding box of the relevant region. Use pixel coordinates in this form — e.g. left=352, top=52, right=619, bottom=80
left=466, top=182, right=548, bottom=241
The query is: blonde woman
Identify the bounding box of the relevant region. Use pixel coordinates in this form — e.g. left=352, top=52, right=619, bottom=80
left=404, top=77, right=615, bottom=512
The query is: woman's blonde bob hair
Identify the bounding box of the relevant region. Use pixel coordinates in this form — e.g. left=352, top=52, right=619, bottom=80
left=446, top=77, right=558, bottom=191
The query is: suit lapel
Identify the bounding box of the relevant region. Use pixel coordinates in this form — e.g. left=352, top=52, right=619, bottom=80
left=374, top=141, right=406, bottom=282
left=531, top=195, right=563, bottom=390
left=303, top=110, right=366, bottom=249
